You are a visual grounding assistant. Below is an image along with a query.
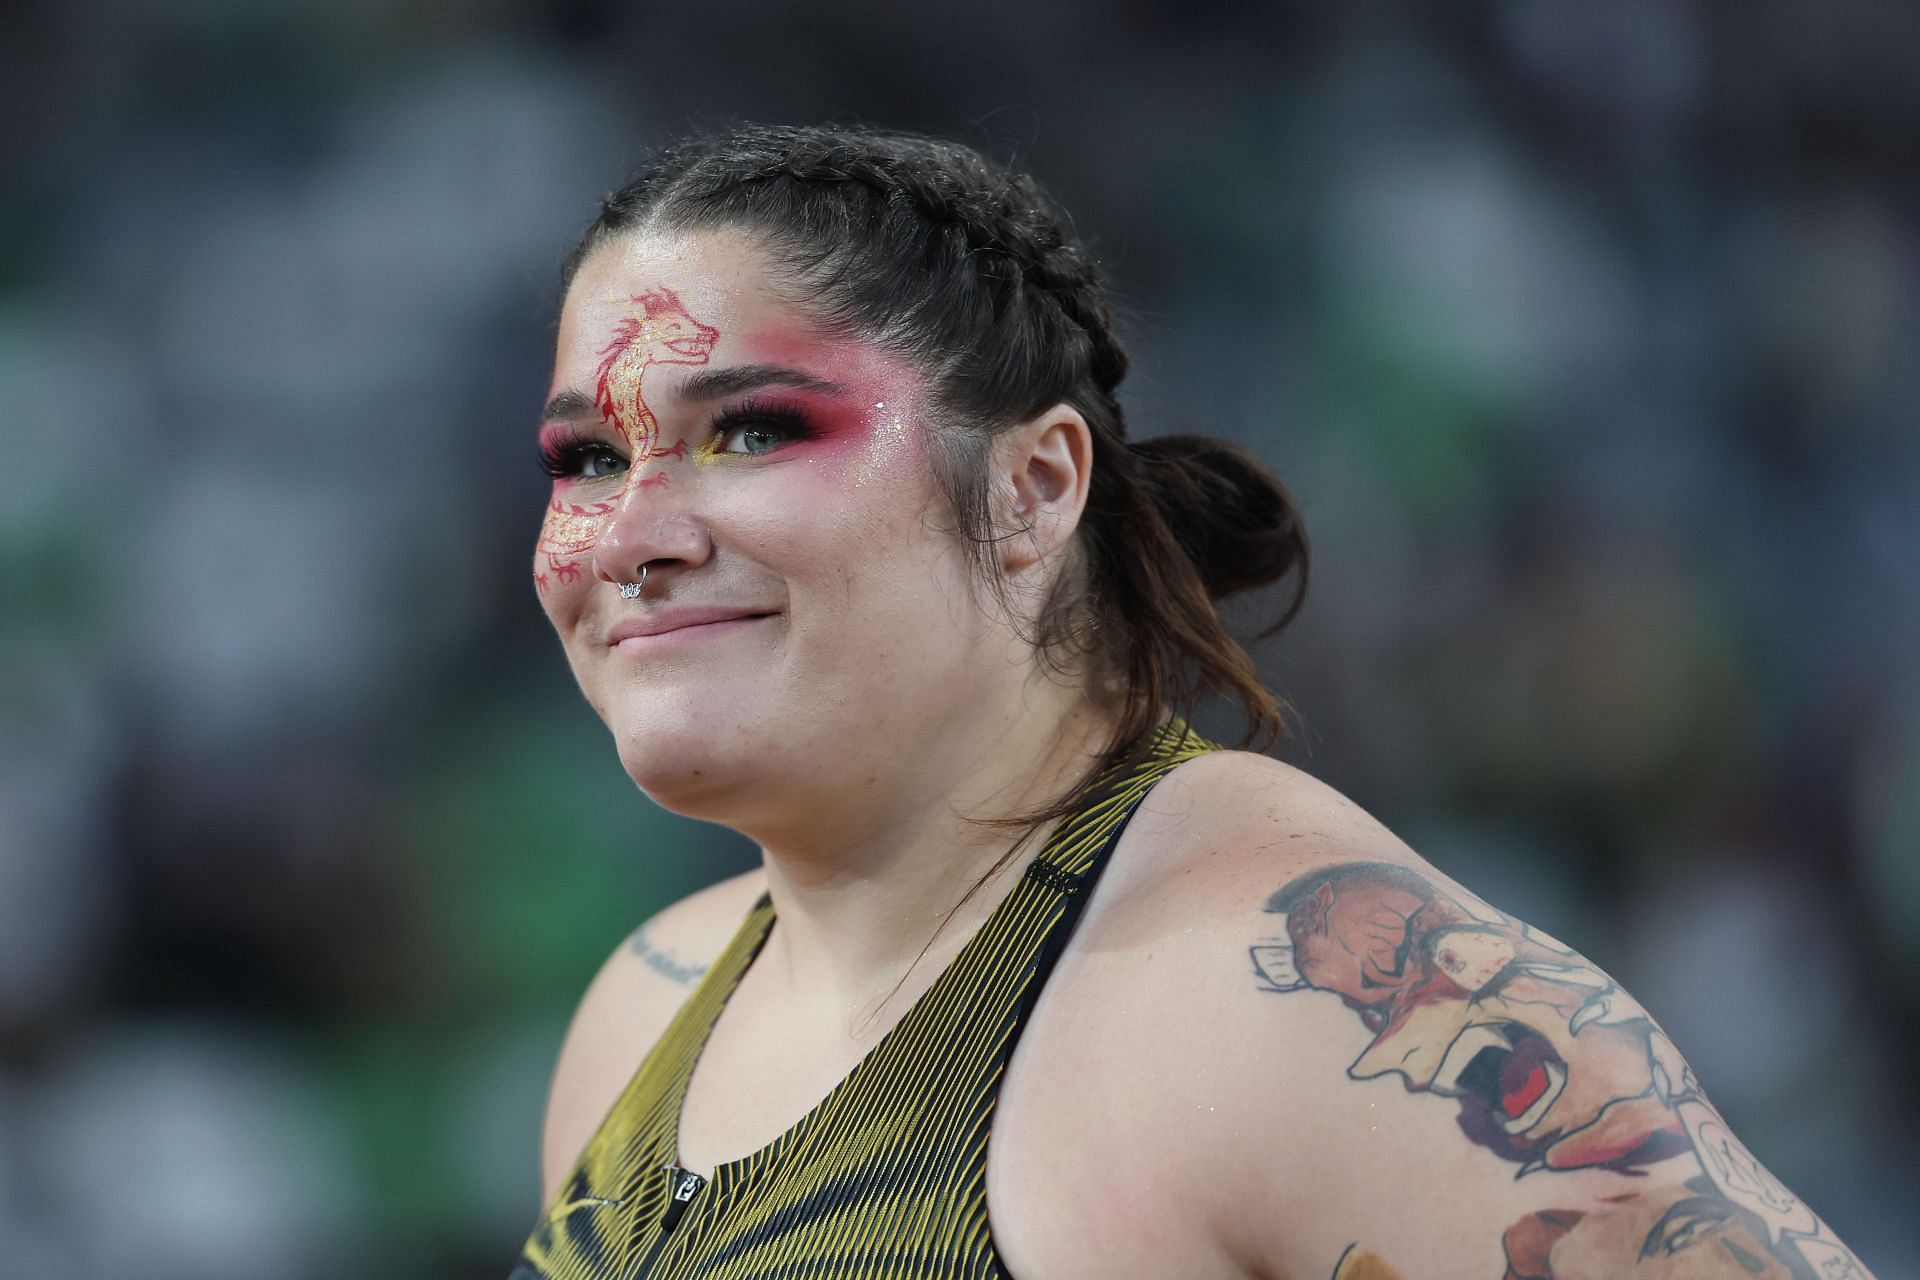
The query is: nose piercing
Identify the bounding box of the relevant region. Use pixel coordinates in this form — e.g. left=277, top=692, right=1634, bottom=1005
left=618, top=566, right=647, bottom=600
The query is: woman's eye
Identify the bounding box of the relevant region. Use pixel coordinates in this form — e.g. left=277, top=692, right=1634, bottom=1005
left=708, top=401, right=811, bottom=458
left=576, top=447, right=628, bottom=478
left=718, top=423, right=793, bottom=456
left=539, top=434, right=630, bottom=481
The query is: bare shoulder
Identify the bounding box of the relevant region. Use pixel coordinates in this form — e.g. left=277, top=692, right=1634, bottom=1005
left=538, top=866, right=766, bottom=1206
left=1056, top=749, right=1878, bottom=1280
left=1103, top=747, right=1424, bottom=907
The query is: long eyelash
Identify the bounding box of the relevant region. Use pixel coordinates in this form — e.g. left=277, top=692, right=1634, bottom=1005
left=537, top=427, right=616, bottom=479
left=539, top=401, right=812, bottom=478
left=713, top=398, right=813, bottom=442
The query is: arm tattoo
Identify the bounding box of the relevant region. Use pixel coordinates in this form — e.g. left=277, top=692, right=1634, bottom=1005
left=1254, top=861, right=1876, bottom=1280
left=628, top=925, right=708, bottom=987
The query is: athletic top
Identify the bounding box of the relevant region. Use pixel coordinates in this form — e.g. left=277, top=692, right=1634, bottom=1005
left=511, top=722, right=1217, bottom=1279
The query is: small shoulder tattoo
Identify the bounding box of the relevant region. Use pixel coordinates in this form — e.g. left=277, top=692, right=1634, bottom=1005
left=628, top=925, right=708, bottom=987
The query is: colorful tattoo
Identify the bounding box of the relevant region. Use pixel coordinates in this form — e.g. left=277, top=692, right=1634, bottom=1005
left=536, top=287, right=719, bottom=567
left=1330, top=1242, right=1407, bottom=1279
left=1257, top=862, right=1873, bottom=1280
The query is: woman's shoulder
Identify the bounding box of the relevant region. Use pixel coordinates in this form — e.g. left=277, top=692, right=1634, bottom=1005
left=1029, top=746, right=1443, bottom=1151
left=1056, top=746, right=1433, bottom=1079
left=1108, top=746, right=1426, bottom=906
left=538, top=866, right=766, bottom=1204
left=579, top=866, right=770, bottom=1017
left=997, top=750, right=1432, bottom=1272
left=1039, top=747, right=1876, bottom=1280
left=624, top=865, right=772, bottom=982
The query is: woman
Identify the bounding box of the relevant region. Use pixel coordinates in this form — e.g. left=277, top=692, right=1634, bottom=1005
left=512, top=125, right=1874, bottom=1280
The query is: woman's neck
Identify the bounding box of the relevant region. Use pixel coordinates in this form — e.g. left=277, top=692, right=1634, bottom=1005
left=740, top=680, right=1125, bottom=1019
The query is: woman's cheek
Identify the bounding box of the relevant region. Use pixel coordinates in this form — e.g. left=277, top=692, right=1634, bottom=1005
left=531, top=484, right=619, bottom=599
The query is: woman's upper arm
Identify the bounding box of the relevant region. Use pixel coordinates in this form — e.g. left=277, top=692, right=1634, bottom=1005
left=537, top=868, right=764, bottom=1207
left=1146, top=753, right=1879, bottom=1279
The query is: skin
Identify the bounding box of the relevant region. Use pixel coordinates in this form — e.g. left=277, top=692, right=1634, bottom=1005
left=529, top=230, right=1878, bottom=1280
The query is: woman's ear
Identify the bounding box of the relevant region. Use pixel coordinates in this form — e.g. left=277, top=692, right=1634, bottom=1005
left=995, top=403, right=1094, bottom=575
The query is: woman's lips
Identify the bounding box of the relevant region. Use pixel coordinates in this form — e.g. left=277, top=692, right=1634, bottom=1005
left=606, top=609, right=778, bottom=652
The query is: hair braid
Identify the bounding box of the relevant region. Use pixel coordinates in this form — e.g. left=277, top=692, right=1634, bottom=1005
left=726, top=141, right=1133, bottom=402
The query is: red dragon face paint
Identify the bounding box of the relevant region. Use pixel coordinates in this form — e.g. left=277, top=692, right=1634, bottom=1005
left=537, top=287, right=719, bottom=578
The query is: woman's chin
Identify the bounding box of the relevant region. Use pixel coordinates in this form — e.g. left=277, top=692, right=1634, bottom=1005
left=610, top=720, right=757, bottom=817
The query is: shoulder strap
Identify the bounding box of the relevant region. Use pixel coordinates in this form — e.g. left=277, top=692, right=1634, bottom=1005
left=1011, top=719, right=1218, bottom=1034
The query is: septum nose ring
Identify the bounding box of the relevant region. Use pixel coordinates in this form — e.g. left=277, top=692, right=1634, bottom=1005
left=618, top=566, right=647, bottom=600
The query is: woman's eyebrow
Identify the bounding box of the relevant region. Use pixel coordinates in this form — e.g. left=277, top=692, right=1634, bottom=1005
left=538, top=364, right=848, bottom=425
left=675, top=363, right=848, bottom=402
left=541, top=389, right=596, bottom=423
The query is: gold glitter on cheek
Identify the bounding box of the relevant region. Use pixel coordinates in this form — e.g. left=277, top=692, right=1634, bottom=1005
left=537, top=497, right=615, bottom=560
left=848, top=401, right=911, bottom=489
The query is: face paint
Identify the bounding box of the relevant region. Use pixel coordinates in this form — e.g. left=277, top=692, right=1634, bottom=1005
left=847, top=401, right=910, bottom=489
left=536, top=287, right=720, bottom=574
left=596, top=286, right=719, bottom=455
left=540, top=499, right=619, bottom=558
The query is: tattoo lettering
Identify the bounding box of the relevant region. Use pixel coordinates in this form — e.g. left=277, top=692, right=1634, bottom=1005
left=1256, top=862, right=1874, bottom=1280
left=629, top=926, right=708, bottom=987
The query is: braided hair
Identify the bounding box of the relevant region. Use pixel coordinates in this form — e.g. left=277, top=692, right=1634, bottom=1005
left=562, top=123, right=1309, bottom=815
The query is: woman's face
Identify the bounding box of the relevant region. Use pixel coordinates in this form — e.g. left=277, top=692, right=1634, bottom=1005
left=537, top=229, right=1006, bottom=821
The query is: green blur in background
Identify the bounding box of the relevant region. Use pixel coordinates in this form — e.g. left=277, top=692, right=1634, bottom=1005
left=2, top=2, right=1916, bottom=1277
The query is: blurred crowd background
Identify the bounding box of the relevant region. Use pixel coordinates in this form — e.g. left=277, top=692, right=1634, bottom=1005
left=4, top=1, right=1917, bottom=1276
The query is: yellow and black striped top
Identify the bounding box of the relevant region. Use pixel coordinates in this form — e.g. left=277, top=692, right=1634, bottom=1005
left=512, top=723, right=1216, bottom=1279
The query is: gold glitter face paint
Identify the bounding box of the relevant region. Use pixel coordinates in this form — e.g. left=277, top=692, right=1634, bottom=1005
left=535, top=287, right=720, bottom=581
left=593, top=286, right=718, bottom=461
left=540, top=498, right=618, bottom=559
left=846, top=400, right=910, bottom=489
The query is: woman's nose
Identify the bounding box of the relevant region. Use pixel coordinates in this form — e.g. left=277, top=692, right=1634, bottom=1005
left=590, top=478, right=713, bottom=592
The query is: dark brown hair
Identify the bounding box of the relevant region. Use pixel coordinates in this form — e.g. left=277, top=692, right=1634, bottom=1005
left=564, top=123, right=1309, bottom=840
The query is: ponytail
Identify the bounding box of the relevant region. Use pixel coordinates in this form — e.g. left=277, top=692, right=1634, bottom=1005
left=1128, top=435, right=1309, bottom=612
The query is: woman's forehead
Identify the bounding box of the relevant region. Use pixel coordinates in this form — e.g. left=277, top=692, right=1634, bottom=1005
left=562, top=230, right=783, bottom=342
left=556, top=229, right=921, bottom=401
